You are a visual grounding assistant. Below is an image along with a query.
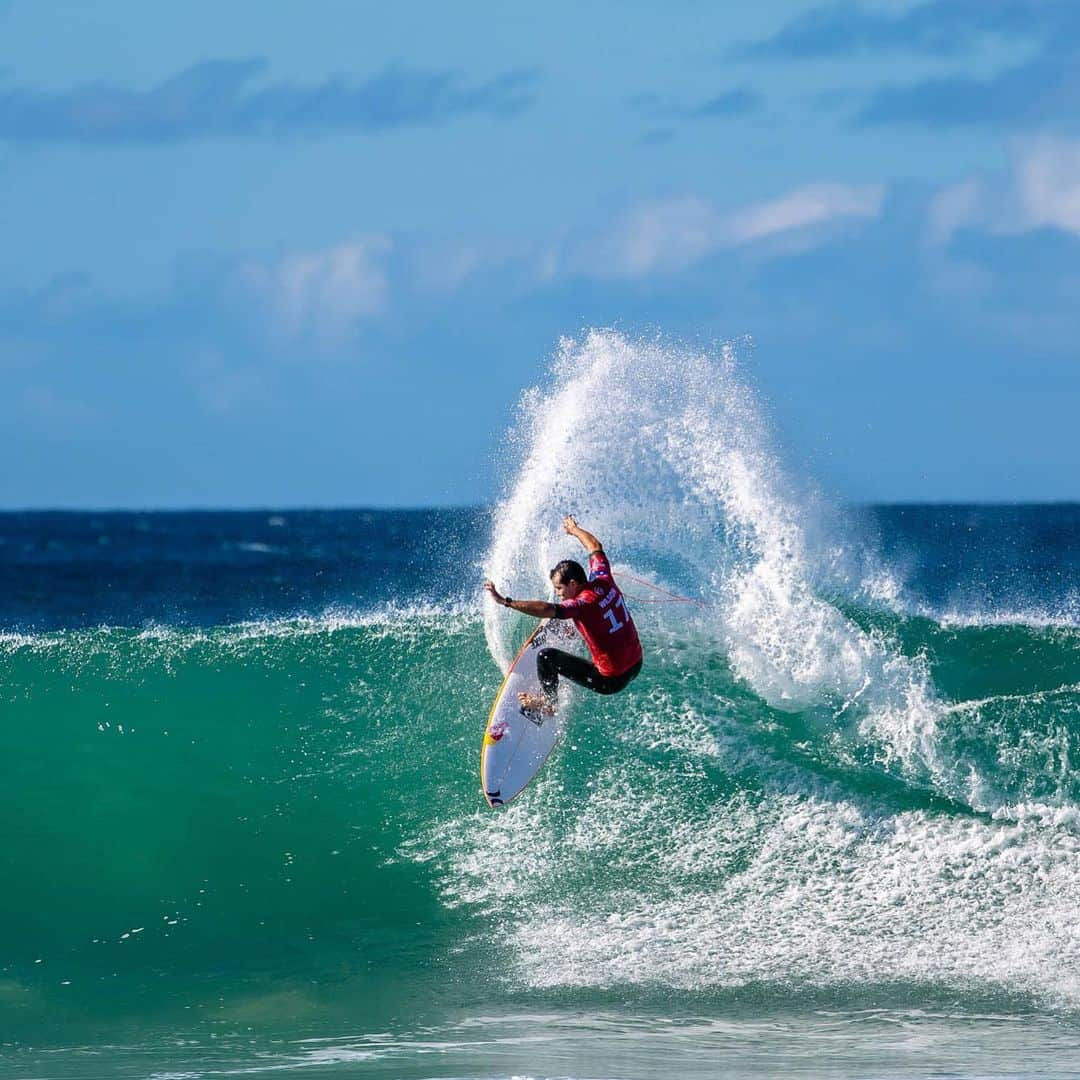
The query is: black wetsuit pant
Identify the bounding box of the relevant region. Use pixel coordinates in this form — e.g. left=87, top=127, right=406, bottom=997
left=536, top=647, right=642, bottom=707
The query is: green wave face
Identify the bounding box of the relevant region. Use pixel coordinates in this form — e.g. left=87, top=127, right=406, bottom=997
left=0, top=616, right=496, bottom=1038
left=5, top=604, right=1080, bottom=1045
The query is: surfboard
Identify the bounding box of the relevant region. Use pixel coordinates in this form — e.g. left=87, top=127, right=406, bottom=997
left=480, top=621, right=563, bottom=808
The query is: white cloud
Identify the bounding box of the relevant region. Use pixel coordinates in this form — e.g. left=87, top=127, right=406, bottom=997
left=236, top=236, right=392, bottom=348
left=1017, top=138, right=1080, bottom=235
left=927, top=138, right=1080, bottom=244
left=407, top=237, right=520, bottom=296
left=591, top=195, right=724, bottom=278
left=727, top=183, right=885, bottom=245
left=566, top=184, right=886, bottom=280
left=927, top=179, right=986, bottom=245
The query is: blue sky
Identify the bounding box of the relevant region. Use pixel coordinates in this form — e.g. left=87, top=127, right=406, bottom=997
left=2, top=0, right=1079, bottom=507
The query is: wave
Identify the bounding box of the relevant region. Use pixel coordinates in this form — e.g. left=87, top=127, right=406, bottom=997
left=5, top=594, right=1080, bottom=1023
left=7, top=332, right=1080, bottom=1034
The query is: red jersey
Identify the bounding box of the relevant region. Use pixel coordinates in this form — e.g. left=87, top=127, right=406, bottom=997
left=553, top=550, right=643, bottom=677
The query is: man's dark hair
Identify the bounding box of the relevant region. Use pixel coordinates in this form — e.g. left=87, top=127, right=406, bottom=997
left=550, top=559, right=587, bottom=586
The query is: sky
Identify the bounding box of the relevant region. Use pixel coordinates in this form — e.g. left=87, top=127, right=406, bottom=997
left=2, top=0, right=1080, bottom=507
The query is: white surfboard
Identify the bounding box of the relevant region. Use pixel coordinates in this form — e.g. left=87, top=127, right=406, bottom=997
left=481, top=622, right=564, bottom=808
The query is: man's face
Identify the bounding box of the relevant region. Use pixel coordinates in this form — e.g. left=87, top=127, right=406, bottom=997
left=551, top=573, right=583, bottom=601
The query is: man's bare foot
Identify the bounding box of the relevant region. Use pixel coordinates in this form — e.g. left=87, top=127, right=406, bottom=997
left=518, top=692, right=556, bottom=716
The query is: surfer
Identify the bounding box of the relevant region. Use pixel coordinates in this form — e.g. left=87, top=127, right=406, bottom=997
left=484, top=516, right=643, bottom=715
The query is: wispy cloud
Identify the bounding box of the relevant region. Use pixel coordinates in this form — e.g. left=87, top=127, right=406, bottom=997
left=627, top=86, right=762, bottom=147
left=689, top=88, right=763, bottom=118
left=926, top=137, right=1080, bottom=247
left=233, top=237, right=393, bottom=348
left=741, top=0, right=1069, bottom=59
left=558, top=182, right=885, bottom=279
left=0, top=59, right=540, bottom=143
left=727, top=182, right=884, bottom=243
left=857, top=47, right=1080, bottom=131
left=630, top=85, right=762, bottom=127
left=1017, top=138, right=1080, bottom=233
left=740, top=3, right=1080, bottom=134
left=574, top=195, right=724, bottom=278
left=927, top=178, right=987, bottom=245
left=222, top=183, right=886, bottom=304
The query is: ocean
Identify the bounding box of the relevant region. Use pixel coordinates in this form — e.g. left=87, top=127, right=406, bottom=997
left=4, top=332, right=1080, bottom=1078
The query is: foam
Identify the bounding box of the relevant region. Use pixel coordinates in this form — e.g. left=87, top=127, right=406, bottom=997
left=508, top=795, right=1080, bottom=1006
left=0, top=603, right=481, bottom=655
left=436, top=684, right=1080, bottom=1007
left=933, top=604, right=1080, bottom=631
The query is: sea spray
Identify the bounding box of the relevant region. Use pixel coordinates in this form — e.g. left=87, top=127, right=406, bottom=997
left=484, top=331, right=945, bottom=794
left=444, top=331, right=1080, bottom=1006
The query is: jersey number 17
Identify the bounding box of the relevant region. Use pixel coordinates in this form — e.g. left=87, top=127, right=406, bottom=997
left=603, top=594, right=629, bottom=634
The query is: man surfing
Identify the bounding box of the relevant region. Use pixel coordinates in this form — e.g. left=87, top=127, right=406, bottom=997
left=484, top=516, right=643, bottom=715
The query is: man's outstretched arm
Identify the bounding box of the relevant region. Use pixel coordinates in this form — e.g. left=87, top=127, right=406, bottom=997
left=484, top=581, right=558, bottom=619
left=563, top=515, right=602, bottom=554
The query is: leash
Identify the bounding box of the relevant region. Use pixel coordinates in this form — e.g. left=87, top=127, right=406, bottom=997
left=617, top=570, right=708, bottom=607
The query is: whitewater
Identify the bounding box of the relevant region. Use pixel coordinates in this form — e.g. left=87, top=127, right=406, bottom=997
left=4, top=331, right=1080, bottom=1077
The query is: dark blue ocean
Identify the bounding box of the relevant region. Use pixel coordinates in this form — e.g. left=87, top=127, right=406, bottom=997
left=5, top=503, right=1080, bottom=631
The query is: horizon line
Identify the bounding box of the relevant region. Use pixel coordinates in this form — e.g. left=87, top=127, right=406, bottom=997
left=2, top=500, right=1080, bottom=514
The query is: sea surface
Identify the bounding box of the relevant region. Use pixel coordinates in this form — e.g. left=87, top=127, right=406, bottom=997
left=5, top=333, right=1080, bottom=1078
